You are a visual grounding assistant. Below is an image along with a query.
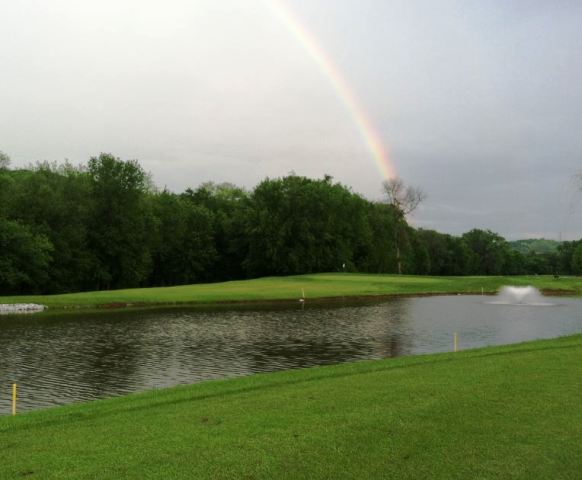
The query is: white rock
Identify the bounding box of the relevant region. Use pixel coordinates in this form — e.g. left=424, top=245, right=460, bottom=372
left=0, top=303, right=46, bottom=314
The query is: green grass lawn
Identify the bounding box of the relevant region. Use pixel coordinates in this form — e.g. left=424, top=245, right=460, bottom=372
left=1, top=273, right=581, bottom=309
left=1, top=334, right=581, bottom=479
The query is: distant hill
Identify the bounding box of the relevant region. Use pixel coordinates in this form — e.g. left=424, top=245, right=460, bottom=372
left=509, top=239, right=561, bottom=255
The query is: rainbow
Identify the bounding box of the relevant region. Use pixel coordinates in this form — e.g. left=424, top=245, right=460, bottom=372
left=265, top=0, right=397, bottom=180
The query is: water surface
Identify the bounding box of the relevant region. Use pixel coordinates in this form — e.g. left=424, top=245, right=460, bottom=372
left=1, top=295, right=581, bottom=414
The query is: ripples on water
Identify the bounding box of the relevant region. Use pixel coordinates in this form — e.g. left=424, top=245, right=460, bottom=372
left=1, top=295, right=582, bottom=413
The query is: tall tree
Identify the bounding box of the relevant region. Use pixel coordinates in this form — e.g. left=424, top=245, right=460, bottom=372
left=382, top=177, right=425, bottom=274
left=88, top=153, right=154, bottom=289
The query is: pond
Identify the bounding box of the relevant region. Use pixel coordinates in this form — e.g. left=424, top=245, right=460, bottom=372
left=1, top=294, right=582, bottom=414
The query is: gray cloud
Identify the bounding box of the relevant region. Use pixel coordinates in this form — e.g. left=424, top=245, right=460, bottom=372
left=1, top=0, right=581, bottom=239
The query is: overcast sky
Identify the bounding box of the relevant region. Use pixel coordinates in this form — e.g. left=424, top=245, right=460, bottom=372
left=1, top=0, right=581, bottom=240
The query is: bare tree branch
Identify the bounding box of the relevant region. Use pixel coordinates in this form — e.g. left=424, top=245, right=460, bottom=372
left=381, top=177, right=426, bottom=274
left=382, top=177, right=426, bottom=216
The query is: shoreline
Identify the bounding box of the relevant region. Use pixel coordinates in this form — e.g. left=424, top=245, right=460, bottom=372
left=53, top=288, right=578, bottom=311
left=0, top=289, right=577, bottom=314
left=0, top=273, right=580, bottom=312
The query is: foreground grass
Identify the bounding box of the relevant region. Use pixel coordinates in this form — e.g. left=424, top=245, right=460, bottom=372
left=1, top=335, right=582, bottom=479
left=1, top=273, right=581, bottom=309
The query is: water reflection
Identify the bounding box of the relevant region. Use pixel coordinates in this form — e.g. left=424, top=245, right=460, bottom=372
left=1, top=295, right=582, bottom=414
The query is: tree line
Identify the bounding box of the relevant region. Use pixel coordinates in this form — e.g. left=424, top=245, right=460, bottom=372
left=1, top=153, right=581, bottom=295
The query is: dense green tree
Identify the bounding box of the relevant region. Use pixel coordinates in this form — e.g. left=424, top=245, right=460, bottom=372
left=415, top=229, right=474, bottom=276
left=244, top=175, right=369, bottom=276
left=183, top=182, right=250, bottom=281
left=149, top=191, right=216, bottom=285
left=6, top=163, right=96, bottom=292
left=0, top=170, right=15, bottom=218
left=416, top=229, right=459, bottom=275
left=87, top=154, right=154, bottom=289
left=446, top=236, right=472, bottom=275
left=462, top=229, right=511, bottom=275
left=521, top=251, right=556, bottom=275
left=0, top=218, right=53, bottom=294
left=355, top=203, right=397, bottom=273
left=407, top=229, right=430, bottom=275
left=1, top=153, right=579, bottom=296
left=556, top=241, right=581, bottom=275
left=416, top=229, right=448, bottom=275
left=504, top=249, right=526, bottom=275
left=571, top=243, right=582, bottom=274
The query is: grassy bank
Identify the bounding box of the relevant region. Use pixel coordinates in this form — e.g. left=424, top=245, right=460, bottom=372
left=1, top=334, right=581, bottom=479
left=1, top=273, right=581, bottom=309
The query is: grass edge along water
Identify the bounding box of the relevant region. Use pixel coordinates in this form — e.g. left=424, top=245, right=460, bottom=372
left=1, top=273, right=581, bottom=310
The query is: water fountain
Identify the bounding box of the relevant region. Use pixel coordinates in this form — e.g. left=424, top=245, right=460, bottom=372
left=490, top=286, right=553, bottom=306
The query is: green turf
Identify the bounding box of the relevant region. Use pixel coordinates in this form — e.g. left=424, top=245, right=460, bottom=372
left=1, top=334, right=581, bottom=479
left=1, top=273, right=581, bottom=309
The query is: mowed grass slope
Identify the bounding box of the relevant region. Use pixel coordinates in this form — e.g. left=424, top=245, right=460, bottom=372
left=1, top=335, right=581, bottom=479
left=1, top=273, right=581, bottom=309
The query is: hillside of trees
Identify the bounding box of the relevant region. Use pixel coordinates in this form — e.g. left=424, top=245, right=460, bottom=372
left=1, top=153, right=581, bottom=295
left=509, top=239, right=561, bottom=255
